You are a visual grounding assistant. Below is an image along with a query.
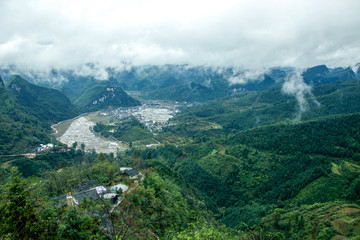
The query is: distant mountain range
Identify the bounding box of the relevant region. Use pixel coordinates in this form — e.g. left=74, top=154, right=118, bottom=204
left=1, top=63, right=359, bottom=103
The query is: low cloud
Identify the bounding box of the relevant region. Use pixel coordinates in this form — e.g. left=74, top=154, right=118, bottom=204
left=282, top=71, right=320, bottom=118
left=228, top=69, right=267, bottom=85
left=74, top=64, right=109, bottom=81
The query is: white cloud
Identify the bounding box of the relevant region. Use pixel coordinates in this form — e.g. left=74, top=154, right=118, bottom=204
left=282, top=71, right=320, bottom=118
left=228, top=70, right=266, bottom=85
left=0, top=0, right=359, bottom=71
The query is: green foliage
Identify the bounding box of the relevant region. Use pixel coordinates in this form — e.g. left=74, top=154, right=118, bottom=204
left=6, top=75, right=79, bottom=127
left=150, top=113, right=360, bottom=228
left=11, top=151, right=86, bottom=177
left=227, top=113, right=360, bottom=158
left=172, top=221, right=240, bottom=240
left=112, top=171, right=197, bottom=239
left=258, top=202, right=360, bottom=240
left=0, top=81, right=49, bottom=154
left=93, top=117, right=153, bottom=142
left=0, top=168, right=41, bottom=239
left=58, top=207, right=106, bottom=240
left=169, top=80, right=360, bottom=137
left=97, top=152, right=107, bottom=161
left=346, top=176, right=360, bottom=201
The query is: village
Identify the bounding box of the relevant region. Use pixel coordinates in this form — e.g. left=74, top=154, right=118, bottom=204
left=54, top=166, right=144, bottom=236
left=98, top=101, right=180, bottom=131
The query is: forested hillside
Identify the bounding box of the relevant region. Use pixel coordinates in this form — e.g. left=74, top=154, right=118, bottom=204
left=169, top=79, right=360, bottom=135
left=6, top=75, right=79, bottom=127
left=0, top=76, right=49, bottom=155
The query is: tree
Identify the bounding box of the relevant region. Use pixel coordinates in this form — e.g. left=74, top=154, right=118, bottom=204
left=97, top=152, right=107, bottom=161
left=58, top=206, right=107, bottom=240
left=81, top=143, right=86, bottom=152
left=72, top=141, right=78, bottom=149
left=0, top=168, right=41, bottom=239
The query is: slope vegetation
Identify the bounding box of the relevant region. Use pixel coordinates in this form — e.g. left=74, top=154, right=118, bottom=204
left=0, top=76, right=49, bottom=155
left=6, top=75, right=79, bottom=127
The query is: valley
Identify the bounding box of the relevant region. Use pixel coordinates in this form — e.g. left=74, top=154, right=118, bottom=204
left=53, top=102, right=180, bottom=153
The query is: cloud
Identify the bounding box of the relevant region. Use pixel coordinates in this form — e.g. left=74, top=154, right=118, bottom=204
left=228, top=69, right=266, bottom=85
left=74, top=64, right=109, bottom=81
left=0, top=0, right=360, bottom=72
left=282, top=71, right=320, bottom=118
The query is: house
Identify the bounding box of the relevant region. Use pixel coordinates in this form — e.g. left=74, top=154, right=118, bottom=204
left=110, top=183, right=129, bottom=193
left=65, top=186, right=110, bottom=206
left=120, top=167, right=132, bottom=173
left=123, top=168, right=139, bottom=178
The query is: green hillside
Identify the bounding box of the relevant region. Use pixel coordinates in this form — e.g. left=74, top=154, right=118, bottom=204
left=6, top=75, right=79, bottom=127
left=73, top=82, right=141, bottom=112
left=260, top=202, right=360, bottom=239
left=144, top=113, right=360, bottom=232
left=0, top=76, right=49, bottom=155
left=169, top=80, right=360, bottom=136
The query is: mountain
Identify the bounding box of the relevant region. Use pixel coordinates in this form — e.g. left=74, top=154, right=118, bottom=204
left=0, top=76, right=49, bottom=155
left=6, top=75, right=79, bottom=127
left=303, top=65, right=356, bottom=86
left=73, top=81, right=141, bottom=112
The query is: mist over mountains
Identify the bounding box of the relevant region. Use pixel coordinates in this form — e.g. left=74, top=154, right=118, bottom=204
left=1, top=63, right=359, bottom=104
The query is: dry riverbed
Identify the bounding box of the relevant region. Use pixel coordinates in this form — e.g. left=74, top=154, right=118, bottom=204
left=53, top=116, right=127, bottom=153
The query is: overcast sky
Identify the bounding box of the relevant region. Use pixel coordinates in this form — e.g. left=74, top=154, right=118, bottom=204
left=1, top=0, right=360, bottom=71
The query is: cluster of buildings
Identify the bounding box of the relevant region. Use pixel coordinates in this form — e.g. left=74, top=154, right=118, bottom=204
left=98, top=102, right=180, bottom=131
left=56, top=167, right=143, bottom=236
left=134, top=115, right=171, bottom=131
left=59, top=167, right=143, bottom=208
left=35, top=143, right=54, bottom=152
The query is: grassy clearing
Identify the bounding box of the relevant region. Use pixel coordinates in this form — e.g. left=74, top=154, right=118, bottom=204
left=332, top=162, right=342, bottom=175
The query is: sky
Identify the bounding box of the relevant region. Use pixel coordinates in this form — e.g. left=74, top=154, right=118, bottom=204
left=1, top=0, right=360, bottom=71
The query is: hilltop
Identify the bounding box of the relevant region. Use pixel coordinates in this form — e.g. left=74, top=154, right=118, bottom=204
left=73, top=81, right=141, bottom=112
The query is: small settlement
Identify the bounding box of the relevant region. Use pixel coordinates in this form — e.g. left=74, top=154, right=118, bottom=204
left=54, top=167, right=144, bottom=235
left=35, top=143, right=54, bottom=152
left=59, top=167, right=143, bottom=207
left=55, top=167, right=143, bottom=235
left=99, top=103, right=179, bottom=131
